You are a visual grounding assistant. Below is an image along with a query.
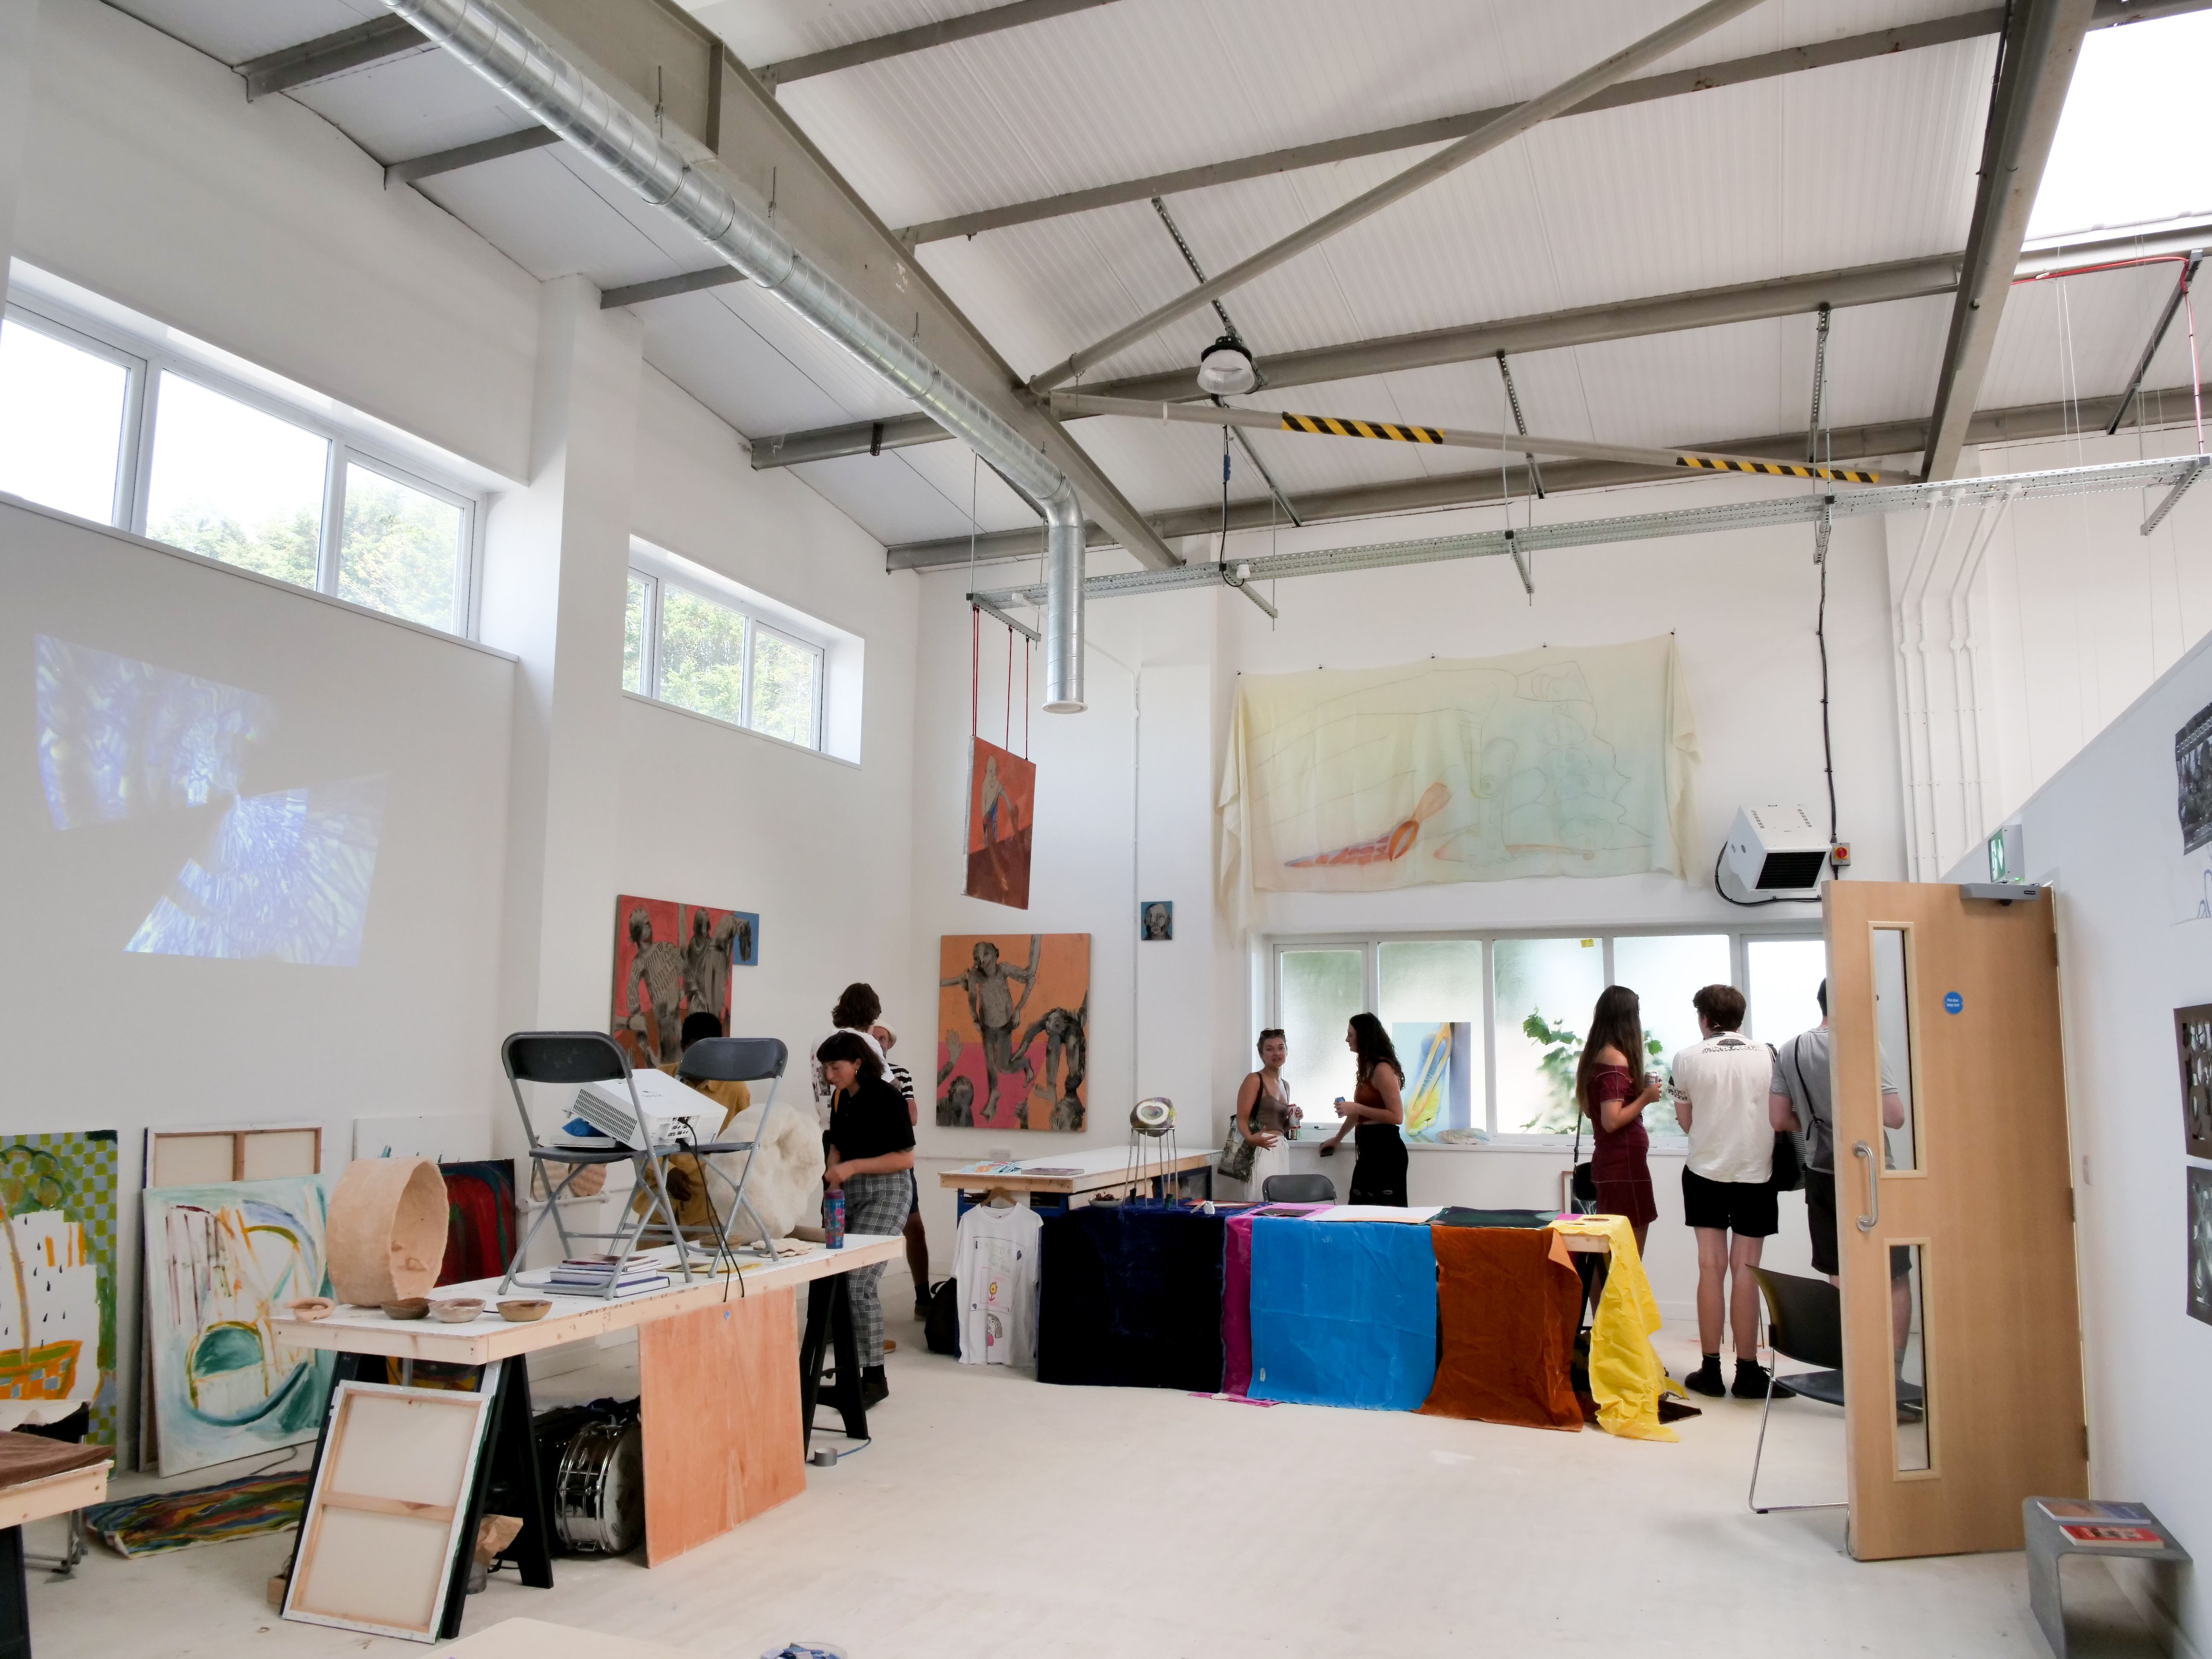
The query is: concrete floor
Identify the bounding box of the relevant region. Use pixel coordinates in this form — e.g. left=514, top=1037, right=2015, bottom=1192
left=26, top=1275, right=2165, bottom=1658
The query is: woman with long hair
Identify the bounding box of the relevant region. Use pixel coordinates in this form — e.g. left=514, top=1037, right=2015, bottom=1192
left=817, top=1029, right=915, bottom=1406
left=1575, top=984, right=1663, bottom=1252
left=1230, top=1028, right=1295, bottom=1198
left=1323, top=1013, right=1408, bottom=1206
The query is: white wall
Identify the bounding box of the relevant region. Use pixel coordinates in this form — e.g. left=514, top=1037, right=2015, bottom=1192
left=1943, top=628, right=2212, bottom=1650
left=0, top=498, right=517, bottom=1464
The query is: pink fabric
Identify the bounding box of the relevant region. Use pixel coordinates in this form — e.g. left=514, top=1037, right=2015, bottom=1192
left=1222, top=1214, right=1257, bottom=1396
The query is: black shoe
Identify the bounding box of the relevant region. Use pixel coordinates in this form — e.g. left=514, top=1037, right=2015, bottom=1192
left=1684, top=1356, right=1726, bottom=1397
left=860, top=1365, right=889, bottom=1407
left=1734, top=1359, right=1794, bottom=1400
left=914, top=1298, right=933, bottom=1320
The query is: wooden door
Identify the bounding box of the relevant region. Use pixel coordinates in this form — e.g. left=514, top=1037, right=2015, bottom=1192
left=1827, top=882, right=2085, bottom=1560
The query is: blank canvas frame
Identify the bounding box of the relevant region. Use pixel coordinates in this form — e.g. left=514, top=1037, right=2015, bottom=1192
left=284, top=1377, right=494, bottom=1643
left=143, top=1123, right=323, bottom=1188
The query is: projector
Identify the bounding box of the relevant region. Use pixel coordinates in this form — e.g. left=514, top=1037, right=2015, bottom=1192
left=569, top=1068, right=708, bottom=1151
left=1726, top=805, right=1829, bottom=892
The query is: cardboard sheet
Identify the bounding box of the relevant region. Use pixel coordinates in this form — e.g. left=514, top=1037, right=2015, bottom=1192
left=1249, top=1218, right=1436, bottom=1410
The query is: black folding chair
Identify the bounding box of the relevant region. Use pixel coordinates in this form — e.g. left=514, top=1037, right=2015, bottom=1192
left=1260, top=1173, right=1337, bottom=1204
left=671, top=1037, right=789, bottom=1261
left=498, top=1032, right=696, bottom=1298
left=1748, top=1267, right=1924, bottom=1513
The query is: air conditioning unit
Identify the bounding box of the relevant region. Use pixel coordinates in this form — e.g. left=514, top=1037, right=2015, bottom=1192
left=1726, top=805, right=1828, bottom=892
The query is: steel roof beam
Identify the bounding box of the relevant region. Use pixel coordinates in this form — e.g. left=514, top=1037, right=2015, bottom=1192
left=1921, top=0, right=2098, bottom=480
left=237, top=16, right=425, bottom=99
left=885, top=379, right=2212, bottom=568
left=383, top=125, right=561, bottom=187
left=757, top=0, right=1121, bottom=90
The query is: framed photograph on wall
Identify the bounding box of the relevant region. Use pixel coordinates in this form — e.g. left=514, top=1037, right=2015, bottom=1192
left=2179, top=1004, right=2212, bottom=1160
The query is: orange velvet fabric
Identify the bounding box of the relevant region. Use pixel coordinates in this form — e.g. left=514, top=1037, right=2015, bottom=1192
left=1418, top=1225, right=1584, bottom=1432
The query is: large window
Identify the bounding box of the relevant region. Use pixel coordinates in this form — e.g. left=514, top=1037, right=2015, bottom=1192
left=0, top=295, right=482, bottom=637
left=624, top=554, right=828, bottom=752
left=1269, top=929, right=1824, bottom=1141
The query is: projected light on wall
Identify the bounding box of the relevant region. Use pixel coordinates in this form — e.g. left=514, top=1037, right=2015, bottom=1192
left=36, top=635, right=387, bottom=966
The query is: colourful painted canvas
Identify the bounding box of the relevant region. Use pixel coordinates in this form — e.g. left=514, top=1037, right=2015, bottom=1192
left=143, top=1176, right=333, bottom=1476
left=611, top=896, right=741, bottom=1068
left=938, top=934, right=1090, bottom=1131
left=0, top=1132, right=118, bottom=1444
left=964, top=737, right=1036, bottom=908
left=1391, top=1023, right=1474, bottom=1139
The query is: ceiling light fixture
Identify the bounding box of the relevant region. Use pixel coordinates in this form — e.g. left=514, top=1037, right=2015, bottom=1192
left=1196, top=335, right=1257, bottom=396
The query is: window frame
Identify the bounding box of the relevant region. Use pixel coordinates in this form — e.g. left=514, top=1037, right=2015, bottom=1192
left=2, top=296, right=486, bottom=638
left=1265, top=924, right=1824, bottom=1147
left=624, top=559, right=829, bottom=753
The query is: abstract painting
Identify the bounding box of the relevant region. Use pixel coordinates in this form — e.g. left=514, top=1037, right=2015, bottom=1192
left=938, top=934, right=1089, bottom=1131
left=611, top=896, right=740, bottom=1068
left=732, top=911, right=760, bottom=967
left=964, top=737, right=1035, bottom=909
left=0, top=1132, right=118, bottom=1444
left=143, top=1176, right=334, bottom=1476
left=1392, top=1023, right=1474, bottom=1140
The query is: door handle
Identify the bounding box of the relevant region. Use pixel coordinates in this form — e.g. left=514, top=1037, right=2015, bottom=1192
left=1854, top=1140, right=1879, bottom=1233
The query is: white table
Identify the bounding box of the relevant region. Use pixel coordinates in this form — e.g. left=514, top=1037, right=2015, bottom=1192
left=940, top=1146, right=1215, bottom=1208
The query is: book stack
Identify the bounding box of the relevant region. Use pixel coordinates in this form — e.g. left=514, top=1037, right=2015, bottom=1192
left=536, top=1254, right=672, bottom=1297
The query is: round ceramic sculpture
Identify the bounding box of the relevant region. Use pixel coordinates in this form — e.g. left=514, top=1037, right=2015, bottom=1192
left=327, top=1157, right=449, bottom=1306
left=430, top=1298, right=485, bottom=1323
left=284, top=1297, right=335, bottom=1322
left=383, top=1298, right=430, bottom=1320
left=498, top=1299, right=552, bottom=1323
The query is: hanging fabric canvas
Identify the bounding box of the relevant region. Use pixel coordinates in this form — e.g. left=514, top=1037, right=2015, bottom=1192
left=0, top=1132, right=118, bottom=1444
left=611, top=896, right=741, bottom=1068
left=1217, top=637, right=1700, bottom=925
left=938, top=934, right=1090, bottom=1130
left=964, top=737, right=1036, bottom=908
left=143, top=1176, right=335, bottom=1475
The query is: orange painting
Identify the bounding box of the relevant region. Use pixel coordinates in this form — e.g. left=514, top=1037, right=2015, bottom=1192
left=937, top=933, right=1089, bottom=1131
left=964, top=737, right=1035, bottom=908
left=611, top=895, right=739, bottom=1068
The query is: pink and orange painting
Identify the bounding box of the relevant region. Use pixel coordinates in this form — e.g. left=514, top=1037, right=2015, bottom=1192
left=964, top=738, right=1036, bottom=908
left=937, top=934, right=1089, bottom=1131
left=611, top=895, right=739, bottom=1068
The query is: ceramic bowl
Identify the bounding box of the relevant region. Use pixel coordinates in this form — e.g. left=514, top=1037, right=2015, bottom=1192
left=382, top=1298, right=430, bottom=1321
left=284, top=1297, right=335, bottom=1322
left=429, top=1298, right=485, bottom=1324
left=497, top=1299, right=552, bottom=1324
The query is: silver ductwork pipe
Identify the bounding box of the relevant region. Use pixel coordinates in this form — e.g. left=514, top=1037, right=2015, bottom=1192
left=386, top=0, right=1086, bottom=712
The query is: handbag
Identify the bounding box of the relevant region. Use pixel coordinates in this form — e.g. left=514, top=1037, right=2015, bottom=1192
left=1218, top=1108, right=1257, bottom=1184
left=1768, top=1042, right=1806, bottom=1193
left=1569, top=1113, right=1597, bottom=1209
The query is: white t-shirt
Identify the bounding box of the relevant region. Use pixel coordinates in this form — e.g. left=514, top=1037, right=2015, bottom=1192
left=1671, top=1032, right=1775, bottom=1184
left=955, top=1203, right=1044, bottom=1368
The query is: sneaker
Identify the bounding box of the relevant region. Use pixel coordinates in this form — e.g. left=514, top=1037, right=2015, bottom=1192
left=860, top=1365, right=889, bottom=1407
left=1684, top=1356, right=1726, bottom=1397
left=914, top=1297, right=933, bottom=1320
left=1733, top=1359, right=1794, bottom=1400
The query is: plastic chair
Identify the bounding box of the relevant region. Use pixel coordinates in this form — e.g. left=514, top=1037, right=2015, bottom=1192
left=1747, top=1267, right=1924, bottom=1513
left=1261, top=1173, right=1337, bottom=1204
left=499, top=1031, right=696, bottom=1298
left=673, top=1037, right=789, bottom=1260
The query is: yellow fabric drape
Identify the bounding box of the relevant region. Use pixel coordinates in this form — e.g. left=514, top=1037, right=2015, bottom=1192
left=1547, top=1214, right=1677, bottom=1443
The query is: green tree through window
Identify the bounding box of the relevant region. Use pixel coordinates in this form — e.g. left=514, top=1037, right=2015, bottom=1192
left=338, top=466, right=463, bottom=630
left=657, top=585, right=747, bottom=724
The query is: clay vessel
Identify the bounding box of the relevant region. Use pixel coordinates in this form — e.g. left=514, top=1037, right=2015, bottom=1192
left=327, top=1157, right=449, bottom=1306
left=498, top=1299, right=552, bottom=1323
left=284, top=1297, right=335, bottom=1322
left=430, top=1298, right=485, bottom=1323
left=383, top=1298, right=430, bottom=1320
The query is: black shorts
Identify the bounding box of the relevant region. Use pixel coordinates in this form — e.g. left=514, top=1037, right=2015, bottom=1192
left=1681, top=1167, right=1778, bottom=1237
left=1803, top=1169, right=1912, bottom=1280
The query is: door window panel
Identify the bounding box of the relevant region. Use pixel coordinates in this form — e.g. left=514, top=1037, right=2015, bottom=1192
left=1872, top=928, right=1920, bottom=1171
left=0, top=319, right=129, bottom=524
left=146, top=372, right=327, bottom=588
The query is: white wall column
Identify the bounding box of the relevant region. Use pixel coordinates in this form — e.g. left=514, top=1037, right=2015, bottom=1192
left=481, top=276, right=643, bottom=1082
left=0, top=0, right=37, bottom=301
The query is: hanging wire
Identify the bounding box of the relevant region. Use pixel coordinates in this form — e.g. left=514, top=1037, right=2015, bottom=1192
left=1005, top=623, right=1013, bottom=750
left=1024, top=636, right=1031, bottom=757
left=969, top=604, right=979, bottom=741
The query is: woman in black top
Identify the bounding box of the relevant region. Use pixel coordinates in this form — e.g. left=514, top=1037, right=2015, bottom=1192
left=818, top=1031, right=916, bottom=1405
left=1322, top=1013, right=1409, bottom=1206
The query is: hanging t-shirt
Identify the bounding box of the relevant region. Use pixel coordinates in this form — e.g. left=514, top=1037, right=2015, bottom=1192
left=956, top=1203, right=1044, bottom=1368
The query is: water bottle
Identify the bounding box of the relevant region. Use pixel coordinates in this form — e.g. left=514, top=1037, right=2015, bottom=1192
left=822, top=1187, right=845, bottom=1249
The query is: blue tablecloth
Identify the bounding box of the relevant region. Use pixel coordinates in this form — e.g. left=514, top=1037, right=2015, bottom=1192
left=1249, top=1218, right=1437, bottom=1410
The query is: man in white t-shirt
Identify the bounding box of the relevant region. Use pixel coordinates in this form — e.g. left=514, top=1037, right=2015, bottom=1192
left=1670, top=983, right=1789, bottom=1401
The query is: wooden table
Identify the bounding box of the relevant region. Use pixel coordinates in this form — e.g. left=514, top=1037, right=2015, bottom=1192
left=0, top=1455, right=108, bottom=1659
left=275, top=1236, right=902, bottom=1586
left=940, top=1146, right=1216, bottom=1209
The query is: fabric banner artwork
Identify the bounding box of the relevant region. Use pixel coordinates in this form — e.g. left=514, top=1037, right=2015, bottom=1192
left=611, top=895, right=742, bottom=1068
left=0, top=1132, right=118, bottom=1443
left=938, top=934, right=1089, bottom=1130
left=964, top=737, right=1036, bottom=909
left=1218, top=637, right=1699, bottom=920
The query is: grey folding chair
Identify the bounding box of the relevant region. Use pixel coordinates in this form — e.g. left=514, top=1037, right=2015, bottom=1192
left=499, top=1031, right=696, bottom=1298
left=1260, top=1173, right=1337, bottom=1204
left=674, top=1038, right=789, bottom=1262
left=1747, top=1267, right=1924, bottom=1513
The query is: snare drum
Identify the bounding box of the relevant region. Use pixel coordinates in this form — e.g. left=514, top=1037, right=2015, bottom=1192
left=551, top=1417, right=644, bottom=1555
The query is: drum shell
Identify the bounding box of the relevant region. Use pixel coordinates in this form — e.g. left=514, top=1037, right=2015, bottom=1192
left=534, top=1409, right=644, bottom=1556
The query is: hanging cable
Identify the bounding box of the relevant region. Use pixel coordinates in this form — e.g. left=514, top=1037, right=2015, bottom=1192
left=1714, top=843, right=1822, bottom=906
left=1005, top=624, right=1013, bottom=750
left=970, top=605, right=979, bottom=741
left=1023, top=637, right=1031, bottom=758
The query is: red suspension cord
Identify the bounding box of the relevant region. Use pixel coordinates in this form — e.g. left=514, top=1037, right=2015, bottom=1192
left=1004, top=627, right=1013, bottom=749
left=970, top=606, right=979, bottom=740
left=1023, top=638, right=1031, bottom=758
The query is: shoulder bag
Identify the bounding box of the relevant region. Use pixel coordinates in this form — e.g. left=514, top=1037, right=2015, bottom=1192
left=1217, top=1097, right=1258, bottom=1184
left=1766, top=1041, right=1805, bottom=1193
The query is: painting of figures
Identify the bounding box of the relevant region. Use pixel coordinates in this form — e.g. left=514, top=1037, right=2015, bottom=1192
left=964, top=738, right=1036, bottom=909
left=938, top=934, right=1090, bottom=1131
left=0, top=1132, right=118, bottom=1444
left=611, top=896, right=742, bottom=1067
left=143, top=1176, right=334, bottom=1475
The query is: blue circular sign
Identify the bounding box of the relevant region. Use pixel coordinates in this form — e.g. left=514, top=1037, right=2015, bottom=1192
left=1943, top=991, right=1964, bottom=1015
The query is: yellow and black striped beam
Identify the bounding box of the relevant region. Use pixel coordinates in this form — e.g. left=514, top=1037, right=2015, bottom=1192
left=1676, top=454, right=1879, bottom=483
left=1281, top=412, right=1445, bottom=444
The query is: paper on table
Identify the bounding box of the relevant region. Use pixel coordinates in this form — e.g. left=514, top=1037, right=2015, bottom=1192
left=1310, top=1205, right=1444, bottom=1224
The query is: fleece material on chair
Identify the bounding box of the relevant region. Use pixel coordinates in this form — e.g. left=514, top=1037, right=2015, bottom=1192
left=703, top=1097, right=826, bottom=1241
left=1249, top=1217, right=1436, bottom=1410
left=1420, top=1225, right=1583, bottom=1431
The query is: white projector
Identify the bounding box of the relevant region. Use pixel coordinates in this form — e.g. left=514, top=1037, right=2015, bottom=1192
left=569, top=1068, right=708, bottom=1150
left=1726, top=804, right=1829, bottom=892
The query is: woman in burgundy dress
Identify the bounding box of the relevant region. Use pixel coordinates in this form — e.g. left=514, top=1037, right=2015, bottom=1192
left=1575, top=985, right=1662, bottom=1254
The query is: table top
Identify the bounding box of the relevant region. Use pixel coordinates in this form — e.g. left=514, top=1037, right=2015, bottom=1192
left=939, top=1146, right=1215, bottom=1193
left=272, top=1235, right=903, bottom=1363
left=0, top=1461, right=108, bottom=1530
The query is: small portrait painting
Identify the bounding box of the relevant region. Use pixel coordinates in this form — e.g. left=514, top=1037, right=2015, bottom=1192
left=2192, top=1166, right=2212, bottom=1327
left=732, top=911, right=760, bottom=968
left=1141, top=901, right=1173, bottom=942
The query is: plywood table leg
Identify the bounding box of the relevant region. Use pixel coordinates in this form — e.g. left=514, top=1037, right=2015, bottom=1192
left=638, top=1287, right=804, bottom=1566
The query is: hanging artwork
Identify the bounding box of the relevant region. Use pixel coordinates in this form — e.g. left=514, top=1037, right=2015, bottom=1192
left=611, top=896, right=741, bottom=1068
left=964, top=737, right=1036, bottom=908
left=732, top=911, right=760, bottom=967
left=2172, top=699, right=2212, bottom=924
left=143, top=1176, right=334, bottom=1476
left=938, top=934, right=1090, bottom=1131
left=0, top=1132, right=118, bottom=1444
left=1217, top=638, right=1700, bottom=924
left=1140, top=902, right=1173, bottom=941
left=1393, top=1023, right=1474, bottom=1139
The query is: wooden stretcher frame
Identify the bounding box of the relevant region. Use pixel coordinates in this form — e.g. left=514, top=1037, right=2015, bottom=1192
left=141, top=1122, right=323, bottom=1187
